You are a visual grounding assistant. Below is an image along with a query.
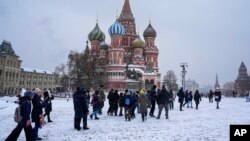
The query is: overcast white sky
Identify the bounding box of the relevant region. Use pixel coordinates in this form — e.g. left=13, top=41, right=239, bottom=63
left=0, top=0, right=250, bottom=86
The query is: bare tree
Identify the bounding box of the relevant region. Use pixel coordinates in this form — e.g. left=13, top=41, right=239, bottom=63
left=54, top=64, right=68, bottom=92
left=67, top=48, right=108, bottom=91
left=163, top=70, right=179, bottom=91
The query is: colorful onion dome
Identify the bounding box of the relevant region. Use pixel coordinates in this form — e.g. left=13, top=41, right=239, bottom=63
left=132, top=35, right=145, bottom=48
left=99, top=41, right=109, bottom=49
left=143, top=23, right=157, bottom=38
left=88, top=23, right=105, bottom=42
left=108, top=20, right=125, bottom=36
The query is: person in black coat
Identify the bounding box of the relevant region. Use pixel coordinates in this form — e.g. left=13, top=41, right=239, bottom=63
left=43, top=90, right=54, bottom=122
left=32, top=88, right=45, bottom=140
left=149, top=85, right=157, bottom=117
left=169, top=90, right=174, bottom=110
left=183, top=90, right=189, bottom=107
left=73, top=87, right=89, bottom=130
left=177, top=87, right=185, bottom=111
left=5, top=91, right=35, bottom=141
left=156, top=85, right=170, bottom=119
left=118, top=92, right=125, bottom=116
left=194, top=90, right=202, bottom=109
left=214, top=89, right=222, bottom=109
left=113, top=90, right=120, bottom=116
left=107, top=89, right=114, bottom=115
left=130, top=92, right=138, bottom=119
left=209, top=90, right=214, bottom=103
left=188, top=91, right=193, bottom=108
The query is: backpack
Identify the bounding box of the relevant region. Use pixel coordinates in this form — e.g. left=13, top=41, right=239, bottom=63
left=125, top=97, right=130, bottom=105
left=14, top=105, right=22, bottom=123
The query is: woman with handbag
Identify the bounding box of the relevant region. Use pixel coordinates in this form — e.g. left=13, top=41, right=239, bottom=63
left=32, top=88, right=46, bottom=140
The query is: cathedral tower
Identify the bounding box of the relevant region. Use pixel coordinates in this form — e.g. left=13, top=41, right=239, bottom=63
left=118, top=0, right=137, bottom=63
left=88, top=22, right=105, bottom=55
left=143, top=21, right=159, bottom=71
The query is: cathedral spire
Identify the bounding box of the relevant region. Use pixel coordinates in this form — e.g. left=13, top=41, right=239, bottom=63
left=119, top=0, right=134, bottom=20
left=240, top=61, right=246, bottom=69
left=214, top=74, right=220, bottom=89
left=238, top=61, right=248, bottom=79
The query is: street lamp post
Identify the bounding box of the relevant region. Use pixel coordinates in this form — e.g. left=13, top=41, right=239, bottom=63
left=180, top=63, right=188, bottom=91
left=68, top=76, right=71, bottom=94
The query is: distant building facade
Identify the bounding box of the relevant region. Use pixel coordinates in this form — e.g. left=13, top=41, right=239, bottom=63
left=199, top=85, right=213, bottom=94
left=0, top=40, right=57, bottom=95
left=223, top=81, right=234, bottom=90
left=234, top=62, right=250, bottom=94
left=185, top=79, right=199, bottom=92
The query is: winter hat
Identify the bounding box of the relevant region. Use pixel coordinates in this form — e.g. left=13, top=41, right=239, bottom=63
left=20, top=88, right=26, bottom=97
left=34, top=88, right=41, bottom=94
left=139, top=89, right=145, bottom=95
left=24, top=91, right=34, bottom=97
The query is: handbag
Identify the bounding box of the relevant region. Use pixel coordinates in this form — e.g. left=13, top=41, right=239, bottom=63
left=39, top=115, right=46, bottom=127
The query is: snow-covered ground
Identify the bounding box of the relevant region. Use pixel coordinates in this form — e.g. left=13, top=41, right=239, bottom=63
left=0, top=96, right=250, bottom=141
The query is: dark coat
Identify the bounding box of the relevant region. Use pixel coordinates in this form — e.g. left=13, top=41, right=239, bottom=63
left=194, top=92, right=201, bottom=104
left=118, top=93, right=125, bottom=107
left=149, top=88, right=157, bottom=101
left=107, top=91, right=114, bottom=104
left=44, top=92, right=54, bottom=114
left=169, top=91, right=174, bottom=101
left=157, top=88, right=169, bottom=104
left=91, top=94, right=99, bottom=111
left=177, top=89, right=185, bottom=102
left=19, top=97, right=32, bottom=127
left=214, top=91, right=222, bottom=102
left=184, top=92, right=189, bottom=102
left=108, top=91, right=119, bottom=104
left=130, top=94, right=138, bottom=106
left=188, top=93, right=193, bottom=101
left=74, top=90, right=89, bottom=118
left=32, top=94, right=45, bottom=123
left=209, top=91, right=214, bottom=98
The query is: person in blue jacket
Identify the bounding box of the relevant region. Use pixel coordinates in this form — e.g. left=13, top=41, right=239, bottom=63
left=5, top=91, right=35, bottom=141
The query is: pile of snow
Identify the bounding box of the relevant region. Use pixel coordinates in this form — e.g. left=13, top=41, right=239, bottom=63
left=0, top=97, right=249, bottom=141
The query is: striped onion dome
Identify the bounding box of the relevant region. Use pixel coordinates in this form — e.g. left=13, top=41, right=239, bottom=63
left=143, top=23, right=157, bottom=38
left=108, top=20, right=125, bottom=36
left=88, top=23, right=105, bottom=42
left=132, top=35, right=145, bottom=48
left=99, top=41, right=109, bottom=49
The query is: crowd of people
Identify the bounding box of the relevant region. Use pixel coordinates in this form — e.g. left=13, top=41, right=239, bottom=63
left=5, top=85, right=222, bottom=140
left=72, top=84, right=222, bottom=127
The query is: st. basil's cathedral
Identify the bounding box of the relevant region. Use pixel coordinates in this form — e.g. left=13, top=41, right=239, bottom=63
left=86, top=0, right=160, bottom=90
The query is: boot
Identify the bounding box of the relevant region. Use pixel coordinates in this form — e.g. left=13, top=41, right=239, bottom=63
left=83, top=126, right=89, bottom=130
left=47, top=114, right=53, bottom=122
